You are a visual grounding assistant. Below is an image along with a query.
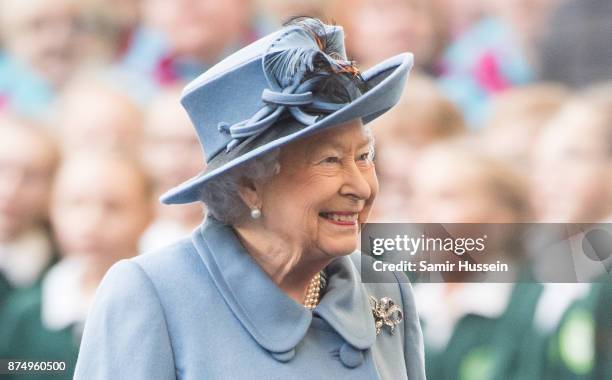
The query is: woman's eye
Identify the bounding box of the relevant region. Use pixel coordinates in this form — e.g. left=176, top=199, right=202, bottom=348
left=358, top=152, right=373, bottom=162
left=322, top=156, right=341, bottom=164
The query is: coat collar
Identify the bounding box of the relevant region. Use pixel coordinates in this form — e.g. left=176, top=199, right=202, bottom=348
left=314, top=256, right=377, bottom=350
left=192, top=217, right=377, bottom=355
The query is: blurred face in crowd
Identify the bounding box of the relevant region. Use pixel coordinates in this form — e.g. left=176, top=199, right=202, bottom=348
left=240, top=121, right=378, bottom=259
left=0, top=123, right=58, bottom=241
left=408, top=145, right=528, bottom=269
left=51, top=154, right=152, bottom=262
left=531, top=102, right=612, bottom=223
left=144, top=0, right=250, bottom=62
left=0, top=0, right=82, bottom=87
left=143, top=89, right=203, bottom=224
left=143, top=91, right=202, bottom=193
left=343, top=0, right=436, bottom=68
left=58, top=84, right=143, bottom=153
left=482, top=84, right=568, bottom=171
left=410, top=145, right=525, bottom=223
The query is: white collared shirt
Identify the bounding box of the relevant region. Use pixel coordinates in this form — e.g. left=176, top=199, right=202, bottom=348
left=533, top=283, right=590, bottom=334
left=41, top=258, right=93, bottom=332
left=0, top=227, right=53, bottom=288
left=139, top=219, right=193, bottom=254
left=414, top=283, right=514, bottom=350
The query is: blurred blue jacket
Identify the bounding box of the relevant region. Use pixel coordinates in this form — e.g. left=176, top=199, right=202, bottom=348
left=0, top=53, right=54, bottom=119
left=437, top=17, right=534, bottom=128
left=74, top=217, right=425, bottom=379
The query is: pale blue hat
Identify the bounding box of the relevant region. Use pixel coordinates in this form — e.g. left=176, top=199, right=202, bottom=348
left=161, top=19, right=413, bottom=205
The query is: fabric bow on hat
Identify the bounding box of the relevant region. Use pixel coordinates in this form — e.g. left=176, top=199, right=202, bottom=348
left=217, top=21, right=359, bottom=152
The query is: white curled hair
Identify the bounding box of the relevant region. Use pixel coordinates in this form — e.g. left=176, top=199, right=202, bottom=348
left=199, top=148, right=281, bottom=225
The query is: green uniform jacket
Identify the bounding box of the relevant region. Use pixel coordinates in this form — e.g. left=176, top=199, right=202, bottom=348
left=0, top=286, right=79, bottom=380
left=542, top=282, right=612, bottom=380
left=424, top=283, right=544, bottom=380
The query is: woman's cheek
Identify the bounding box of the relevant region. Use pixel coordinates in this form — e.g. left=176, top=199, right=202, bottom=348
left=359, top=206, right=373, bottom=225
left=358, top=168, right=379, bottom=224
left=362, top=180, right=378, bottom=217
left=366, top=167, right=380, bottom=202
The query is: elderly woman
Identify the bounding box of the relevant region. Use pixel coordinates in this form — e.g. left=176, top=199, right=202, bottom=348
left=75, top=18, right=424, bottom=379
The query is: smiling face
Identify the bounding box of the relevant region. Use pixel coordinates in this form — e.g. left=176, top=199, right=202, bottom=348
left=248, top=121, right=378, bottom=259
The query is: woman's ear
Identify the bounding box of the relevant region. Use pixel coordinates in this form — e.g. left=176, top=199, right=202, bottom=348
left=236, top=177, right=262, bottom=211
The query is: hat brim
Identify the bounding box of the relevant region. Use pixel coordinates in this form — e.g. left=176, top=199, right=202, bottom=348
left=160, top=52, right=414, bottom=205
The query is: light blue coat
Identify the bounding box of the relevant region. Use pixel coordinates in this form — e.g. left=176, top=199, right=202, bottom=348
left=74, top=217, right=425, bottom=379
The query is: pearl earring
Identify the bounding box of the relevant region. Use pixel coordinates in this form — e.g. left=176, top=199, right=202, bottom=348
left=250, top=208, right=261, bottom=219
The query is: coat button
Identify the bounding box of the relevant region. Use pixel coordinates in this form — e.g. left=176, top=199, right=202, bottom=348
left=339, top=343, right=364, bottom=368
left=271, top=348, right=296, bottom=362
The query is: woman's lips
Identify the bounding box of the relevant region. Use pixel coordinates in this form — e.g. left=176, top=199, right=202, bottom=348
left=319, top=211, right=359, bottom=226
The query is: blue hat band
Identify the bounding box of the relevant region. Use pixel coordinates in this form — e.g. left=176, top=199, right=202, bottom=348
left=217, top=75, right=347, bottom=153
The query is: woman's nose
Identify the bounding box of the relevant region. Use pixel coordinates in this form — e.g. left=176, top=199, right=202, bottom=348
left=340, top=160, right=372, bottom=201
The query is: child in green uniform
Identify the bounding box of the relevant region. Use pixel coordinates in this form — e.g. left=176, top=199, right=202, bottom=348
left=0, top=152, right=153, bottom=379
left=410, top=141, right=542, bottom=380
left=0, top=118, right=59, bottom=314
left=417, top=282, right=544, bottom=380
left=528, top=88, right=612, bottom=380
left=540, top=283, right=610, bottom=379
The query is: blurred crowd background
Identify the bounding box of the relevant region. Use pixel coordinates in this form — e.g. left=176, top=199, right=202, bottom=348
left=0, top=0, right=611, bottom=379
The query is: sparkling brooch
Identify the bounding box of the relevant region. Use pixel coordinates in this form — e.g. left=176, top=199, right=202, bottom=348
left=370, top=296, right=403, bottom=336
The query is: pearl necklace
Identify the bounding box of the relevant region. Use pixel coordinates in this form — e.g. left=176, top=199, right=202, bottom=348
left=303, top=272, right=322, bottom=310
